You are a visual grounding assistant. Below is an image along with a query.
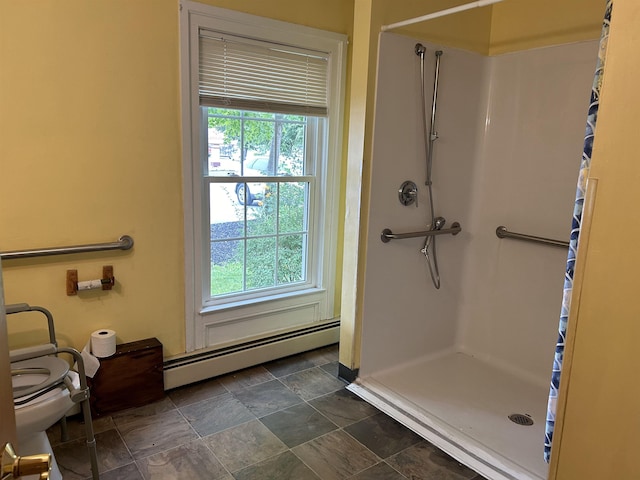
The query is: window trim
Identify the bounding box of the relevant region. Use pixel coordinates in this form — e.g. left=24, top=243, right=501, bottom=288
left=179, top=1, right=347, bottom=352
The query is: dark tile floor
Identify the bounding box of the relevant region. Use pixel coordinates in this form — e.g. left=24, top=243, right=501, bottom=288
left=49, top=344, right=486, bottom=480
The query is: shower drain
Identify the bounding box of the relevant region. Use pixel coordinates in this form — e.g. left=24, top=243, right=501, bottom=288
left=508, top=413, right=534, bottom=426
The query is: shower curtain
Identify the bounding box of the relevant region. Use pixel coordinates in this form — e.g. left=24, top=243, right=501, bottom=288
left=544, top=0, right=612, bottom=463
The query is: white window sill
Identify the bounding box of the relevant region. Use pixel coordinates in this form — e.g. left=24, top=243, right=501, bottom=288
left=199, top=287, right=327, bottom=316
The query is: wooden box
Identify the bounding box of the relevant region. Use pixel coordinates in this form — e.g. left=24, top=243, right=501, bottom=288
left=87, top=337, right=164, bottom=416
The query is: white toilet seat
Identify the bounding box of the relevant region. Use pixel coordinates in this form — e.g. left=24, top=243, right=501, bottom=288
left=12, top=356, right=70, bottom=402
left=12, top=357, right=80, bottom=437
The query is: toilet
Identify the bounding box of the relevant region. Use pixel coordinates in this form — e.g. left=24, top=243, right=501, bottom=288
left=12, top=356, right=80, bottom=480
left=6, top=303, right=99, bottom=479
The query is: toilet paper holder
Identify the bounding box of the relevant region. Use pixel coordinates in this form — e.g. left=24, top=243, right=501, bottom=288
left=67, top=266, right=115, bottom=296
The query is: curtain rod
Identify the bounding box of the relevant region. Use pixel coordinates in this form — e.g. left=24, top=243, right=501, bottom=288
left=381, top=0, right=505, bottom=32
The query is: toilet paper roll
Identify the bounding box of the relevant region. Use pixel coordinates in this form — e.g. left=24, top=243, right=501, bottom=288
left=91, top=329, right=117, bottom=358
left=77, top=279, right=103, bottom=291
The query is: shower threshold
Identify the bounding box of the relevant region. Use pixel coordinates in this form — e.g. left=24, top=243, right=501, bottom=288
left=347, top=351, right=549, bottom=480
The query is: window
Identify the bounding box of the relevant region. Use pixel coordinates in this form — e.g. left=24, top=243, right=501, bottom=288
left=205, top=109, right=315, bottom=301
left=180, top=3, right=346, bottom=351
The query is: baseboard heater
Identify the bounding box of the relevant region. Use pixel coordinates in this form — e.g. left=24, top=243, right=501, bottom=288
left=163, top=320, right=340, bottom=390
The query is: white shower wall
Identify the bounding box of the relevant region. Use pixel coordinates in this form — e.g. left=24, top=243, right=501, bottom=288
left=360, top=32, right=598, bottom=382
left=361, top=33, right=488, bottom=374
left=459, top=40, right=598, bottom=384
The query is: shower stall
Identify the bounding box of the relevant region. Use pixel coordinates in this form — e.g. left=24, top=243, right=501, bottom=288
left=349, top=32, right=599, bottom=480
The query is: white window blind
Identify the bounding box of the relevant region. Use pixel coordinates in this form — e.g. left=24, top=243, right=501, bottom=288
left=199, top=30, right=329, bottom=116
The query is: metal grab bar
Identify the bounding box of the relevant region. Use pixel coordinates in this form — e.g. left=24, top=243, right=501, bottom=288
left=0, top=235, right=134, bottom=260
left=495, top=226, right=568, bottom=249
left=381, top=222, right=461, bottom=243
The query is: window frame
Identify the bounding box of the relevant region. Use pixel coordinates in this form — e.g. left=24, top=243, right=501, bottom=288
left=179, top=2, right=347, bottom=352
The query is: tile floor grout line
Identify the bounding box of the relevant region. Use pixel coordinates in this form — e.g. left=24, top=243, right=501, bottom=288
left=219, top=371, right=277, bottom=393
left=166, top=379, right=231, bottom=409
left=112, top=407, right=205, bottom=465
left=134, top=437, right=227, bottom=476
left=256, top=399, right=340, bottom=448
left=297, top=384, right=348, bottom=403
left=226, top=446, right=290, bottom=477
left=301, top=402, right=341, bottom=433
left=170, top=388, right=231, bottom=411
left=340, top=417, right=427, bottom=465
left=166, top=392, right=228, bottom=410
left=339, top=425, right=386, bottom=463
left=300, top=399, right=340, bottom=427
left=113, top=422, right=138, bottom=463
left=267, top=361, right=327, bottom=379
left=284, top=431, right=328, bottom=480
left=232, top=378, right=305, bottom=418
left=85, top=460, right=143, bottom=480
left=287, top=425, right=380, bottom=480
left=290, top=450, right=324, bottom=480
left=199, top=433, right=237, bottom=479
left=302, top=392, right=381, bottom=431
left=174, top=402, right=205, bottom=440
left=199, top=416, right=258, bottom=441
left=380, top=456, right=411, bottom=480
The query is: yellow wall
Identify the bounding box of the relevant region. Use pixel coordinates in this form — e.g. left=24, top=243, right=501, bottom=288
left=490, top=0, right=604, bottom=54
left=338, top=0, right=373, bottom=370
left=195, top=0, right=353, bottom=34
left=550, top=2, right=640, bottom=478
left=371, top=0, right=604, bottom=56
left=0, top=0, right=353, bottom=357
left=0, top=0, right=185, bottom=355
left=384, top=0, right=492, bottom=54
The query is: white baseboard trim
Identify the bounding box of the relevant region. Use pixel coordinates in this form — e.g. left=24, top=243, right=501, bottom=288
left=163, top=321, right=340, bottom=390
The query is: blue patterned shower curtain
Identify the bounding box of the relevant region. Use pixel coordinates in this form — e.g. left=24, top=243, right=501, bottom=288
left=544, top=0, right=612, bottom=463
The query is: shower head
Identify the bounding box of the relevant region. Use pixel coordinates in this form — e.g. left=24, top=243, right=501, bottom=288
left=415, top=43, right=426, bottom=57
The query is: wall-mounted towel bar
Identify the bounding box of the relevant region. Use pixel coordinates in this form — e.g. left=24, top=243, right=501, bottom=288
left=495, top=226, right=568, bottom=249
left=381, top=223, right=461, bottom=243
left=0, top=235, right=134, bottom=260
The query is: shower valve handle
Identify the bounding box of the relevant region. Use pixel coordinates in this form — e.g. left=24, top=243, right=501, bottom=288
left=398, top=181, right=418, bottom=207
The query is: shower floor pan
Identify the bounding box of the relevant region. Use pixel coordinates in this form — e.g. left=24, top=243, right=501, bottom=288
left=348, top=351, right=549, bottom=480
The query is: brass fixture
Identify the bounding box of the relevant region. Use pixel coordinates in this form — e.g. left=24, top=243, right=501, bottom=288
left=2, top=442, right=51, bottom=480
